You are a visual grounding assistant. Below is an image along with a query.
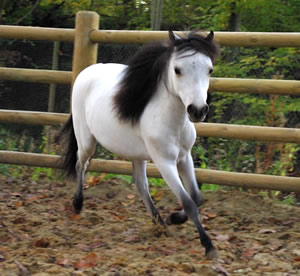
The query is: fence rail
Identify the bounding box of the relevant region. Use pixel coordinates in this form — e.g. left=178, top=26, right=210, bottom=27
left=1, top=151, right=299, bottom=192
left=0, top=110, right=299, bottom=143
left=0, top=25, right=299, bottom=47
left=0, top=67, right=299, bottom=96
left=90, top=30, right=300, bottom=47
left=0, top=68, right=72, bottom=84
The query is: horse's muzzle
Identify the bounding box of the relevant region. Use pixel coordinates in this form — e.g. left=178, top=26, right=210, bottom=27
left=187, top=104, right=209, bottom=122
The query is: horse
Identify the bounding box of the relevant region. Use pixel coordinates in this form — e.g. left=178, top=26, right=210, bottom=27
left=59, top=30, right=220, bottom=259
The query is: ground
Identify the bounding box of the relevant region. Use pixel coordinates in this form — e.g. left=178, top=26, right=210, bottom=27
left=0, top=174, right=299, bottom=275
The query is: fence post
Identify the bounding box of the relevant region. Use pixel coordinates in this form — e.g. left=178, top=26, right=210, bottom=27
left=71, top=11, right=99, bottom=101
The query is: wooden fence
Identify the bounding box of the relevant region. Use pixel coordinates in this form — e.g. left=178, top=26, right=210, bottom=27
left=0, top=11, right=299, bottom=192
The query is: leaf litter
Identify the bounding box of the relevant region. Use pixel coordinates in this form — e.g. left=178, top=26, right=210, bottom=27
left=0, top=174, right=299, bottom=275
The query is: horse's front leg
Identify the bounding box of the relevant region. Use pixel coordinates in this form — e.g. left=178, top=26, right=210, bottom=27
left=146, top=144, right=218, bottom=259
left=132, top=160, right=165, bottom=226
left=167, top=153, right=204, bottom=225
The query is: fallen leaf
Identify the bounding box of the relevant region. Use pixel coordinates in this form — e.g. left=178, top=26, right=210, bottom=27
left=12, top=217, right=26, bottom=224
left=241, top=248, right=256, bottom=260
left=74, top=252, right=99, bottom=270
left=258, top=229, right=276, bottom=234
left=10, top=192, right=22, bottom=197
left=56, top=257, right=71, bottom=267
left=267, top=240, right=282, bottom=251
left=216, top=234, right=229, bottom=242
left=212, top=264, right=229, bottom=276
left=15, top=201, right=23, bottom=207
left=228, top=235, right=237, bottom=242
left=34, top=238, right=50, bottom=248
left=188, top=249, right=201, bottom=254
left=207, top=212, right=217, bottom=219
left=75, top=243, right=90, bottom=252
left=71, top=214, right=81, bottom=220
left=125, top=235, right=141, bottom=243
left=152, top=190, right=164, bottom=201
left=0, top=254, right=5, bottom=262
left=127, top=194, right=135, bottom=199
left=294, top=257, right=300, bottom=262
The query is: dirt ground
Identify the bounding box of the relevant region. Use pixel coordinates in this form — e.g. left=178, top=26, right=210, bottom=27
left=0, top=173, right=299, bottom=276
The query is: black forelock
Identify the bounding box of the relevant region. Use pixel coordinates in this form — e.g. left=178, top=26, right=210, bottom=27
left=170, top=31, right=220, bottom=63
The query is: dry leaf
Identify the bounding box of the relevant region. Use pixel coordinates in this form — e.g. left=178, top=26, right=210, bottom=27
left=124, top=235, right=141, bottom=243
left=75, top=243, right=90, bottom=252
left=216, top=234, right=229, bottom=242
left=73, top=252, right=99, bottom=270
left=0, top=254, right=5, bottom=262
left=56, top=257, right=71, bottom=267
left=71, top=214, right=81, bottom=220
left=241, top=248, right=256, bottom=260
left=188, top=249, right=201, bottom=254
left=258, top=229, right=276, bottom=234
left=207, top=212, right=217, bottom=219
left=127, top=194, right=135, bottom=199
left=34, top=238, right=50, bottom=248
left=212, top=264, right=229, bottom=276
left=15, top=201, right=23, bottom=207
left=152, top=190, right=164, bottom=201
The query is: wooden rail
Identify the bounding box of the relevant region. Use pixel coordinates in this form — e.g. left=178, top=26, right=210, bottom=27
left=0, top=25, right=299, bottom=47
left=0, top=110, right=299, bottom=143
left=0, top=68, right=299, bottom=96
left=0, top=68, right=72, bottom=84
left=0, top=110, right=68, bottom=125
left=195, top=123, right=300, bottom=143
left=209, top=78, right=300, bottom=96
left=0, top=151, right=299, bottom=192
left=0, top=25, right=74, bottom=42
left=90, top=30, right=300, bottom=47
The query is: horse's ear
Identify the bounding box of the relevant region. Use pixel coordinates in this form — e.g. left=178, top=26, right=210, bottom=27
left=169, top=30, right=181, bottom=42
left=205, top=31, right=214, bottom=41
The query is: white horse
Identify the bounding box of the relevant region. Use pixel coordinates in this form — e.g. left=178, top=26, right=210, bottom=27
left=59, top=30, right=220, bottom=259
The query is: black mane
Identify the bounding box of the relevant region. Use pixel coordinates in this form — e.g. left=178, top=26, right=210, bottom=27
left=113, top=31, right=220, bottom=124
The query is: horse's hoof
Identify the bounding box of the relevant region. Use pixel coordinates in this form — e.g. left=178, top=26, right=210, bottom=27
left=166, top=212, right=188, bottom=225
left=205, top=247, right=219, bottom=260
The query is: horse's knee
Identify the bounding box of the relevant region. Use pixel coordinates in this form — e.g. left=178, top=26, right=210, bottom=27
left=191, top=190, right=204, bottom=207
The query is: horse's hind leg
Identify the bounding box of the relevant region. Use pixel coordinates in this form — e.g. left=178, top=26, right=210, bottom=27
left=133, top=160, right=165, bottom=226
left=73, top=134, right=96, bottom=214
left=167, top=153, right=203, bottom=225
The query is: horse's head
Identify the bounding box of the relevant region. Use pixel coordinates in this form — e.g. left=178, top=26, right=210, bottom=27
left=168, top=30, right=219, bottom=123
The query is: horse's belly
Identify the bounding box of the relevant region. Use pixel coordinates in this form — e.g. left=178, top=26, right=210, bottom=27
left=95, top=125, right=150, bottom=160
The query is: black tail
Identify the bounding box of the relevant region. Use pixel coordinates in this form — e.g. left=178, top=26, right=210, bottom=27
left=58, top=115, right=78, bottom=178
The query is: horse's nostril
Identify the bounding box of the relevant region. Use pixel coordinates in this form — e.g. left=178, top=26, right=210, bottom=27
left=187, top=104, right=196, bottom=115
left=187, top=104, right=209, bottom=117
left=203, top=104, right=209, bottom=115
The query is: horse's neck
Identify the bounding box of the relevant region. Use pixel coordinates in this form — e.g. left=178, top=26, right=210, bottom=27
left=146, top=82, right=189, bottom=129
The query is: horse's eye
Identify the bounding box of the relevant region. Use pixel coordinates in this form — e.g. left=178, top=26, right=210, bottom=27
left=209, top=68, right=214, bottom=75
left=174, top=67, right=181, bottom=75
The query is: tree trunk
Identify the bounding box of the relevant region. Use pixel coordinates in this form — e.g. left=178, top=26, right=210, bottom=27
left=228, top=1, right=241, bottom=32
left=151, top=0, right=163, bottom=30
left=0, top=0, right=7, bottom=24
